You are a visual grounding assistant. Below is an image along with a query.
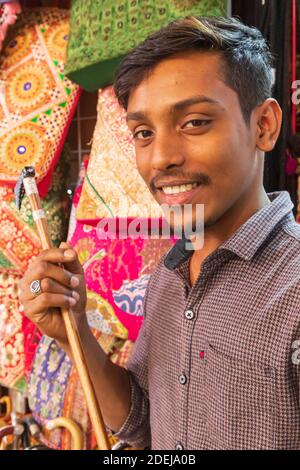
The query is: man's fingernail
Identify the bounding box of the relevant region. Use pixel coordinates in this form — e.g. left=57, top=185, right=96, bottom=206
left=69, top=297, right=77, bottom=306
left=70, top=276, right=79, bottom=287
left=64, top=250, right=75, bottom=259
left=72, top=291, right=80, bottom=301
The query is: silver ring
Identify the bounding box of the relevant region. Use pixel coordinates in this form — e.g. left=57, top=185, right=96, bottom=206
left=30, top=280, right=42, bottom=296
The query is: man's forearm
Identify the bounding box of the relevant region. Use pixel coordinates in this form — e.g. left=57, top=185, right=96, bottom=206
left=58, top=319, right=131, bottom=433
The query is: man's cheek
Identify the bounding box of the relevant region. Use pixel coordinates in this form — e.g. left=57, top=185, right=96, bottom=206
left=135, top=155, right=149, bottom=182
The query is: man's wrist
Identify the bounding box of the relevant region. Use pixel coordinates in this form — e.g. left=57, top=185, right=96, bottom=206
left=56, top=311, right=90, bottom=356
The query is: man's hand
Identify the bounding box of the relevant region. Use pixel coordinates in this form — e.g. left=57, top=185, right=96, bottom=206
left=19, top=242, right=87, bottom=344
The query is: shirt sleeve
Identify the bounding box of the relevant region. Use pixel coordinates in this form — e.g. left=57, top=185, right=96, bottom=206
left=112, top=286, right=151, bottom=448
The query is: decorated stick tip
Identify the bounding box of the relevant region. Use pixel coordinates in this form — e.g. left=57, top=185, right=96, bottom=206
left=14, top=166, right=36, bottom=211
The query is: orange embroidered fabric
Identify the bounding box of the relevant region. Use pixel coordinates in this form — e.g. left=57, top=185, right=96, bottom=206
left=0, top=8, right=80, bottom=195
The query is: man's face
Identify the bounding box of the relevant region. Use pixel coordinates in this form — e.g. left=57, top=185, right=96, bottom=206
left=126, top=51, right=259, bottom=232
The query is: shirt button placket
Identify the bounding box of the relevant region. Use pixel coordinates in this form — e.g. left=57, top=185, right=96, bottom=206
left=179, top=300, right=199, bottom=449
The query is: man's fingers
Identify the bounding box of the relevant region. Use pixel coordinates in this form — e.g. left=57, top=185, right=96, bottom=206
left=26, top=262, right=75, bottom=288
left=38, top=247, right=76, bottom=264
left=25, top=278, right=78, bottom=301
left=59, top=242, right=83, bottom=275
left=23, top=292, right=77, bottom=318
left=32, top=246, right=83, bottom=273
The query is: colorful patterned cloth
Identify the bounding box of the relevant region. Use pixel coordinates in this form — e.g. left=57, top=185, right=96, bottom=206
left=29, top=330, right=134, bottom=450
left=0, top=146, right=70, bottom=275
left=70, top=223, right=174, bottom=341
left=0, top=7, right=80, bottom=196
left=65, top=0, right=227, bottom=90
left=76, top=86, right=162, bottom=222
left=0, top=1, right=21, bottom=51
left=0, top=271, right=25, bottom=391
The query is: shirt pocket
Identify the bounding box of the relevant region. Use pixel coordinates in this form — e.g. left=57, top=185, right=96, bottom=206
left=204, top=343, right=276, bottom=450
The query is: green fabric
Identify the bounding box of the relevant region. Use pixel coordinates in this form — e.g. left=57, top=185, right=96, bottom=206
left=65, top=0, right=227, bottom=91
left=0, top=251, right=13, bottom=270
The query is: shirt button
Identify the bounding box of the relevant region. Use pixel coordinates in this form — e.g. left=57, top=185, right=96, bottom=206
left=185, top=309, right=194, bottom=320
left=178, top=373, right=187, bottom=385
left=175, top=442, right=184, bottom=450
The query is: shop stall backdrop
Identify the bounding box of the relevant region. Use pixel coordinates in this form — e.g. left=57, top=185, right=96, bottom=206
left=0, top=0, right=299, bottom=450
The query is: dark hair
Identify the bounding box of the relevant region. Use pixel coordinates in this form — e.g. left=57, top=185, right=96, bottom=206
left=113, top=16, right=274, bottom=124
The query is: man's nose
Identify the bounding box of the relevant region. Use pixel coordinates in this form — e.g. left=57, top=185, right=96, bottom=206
left=150, top=131, right=185, bottom=171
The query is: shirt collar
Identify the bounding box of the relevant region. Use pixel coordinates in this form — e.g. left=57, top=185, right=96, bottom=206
left=164, top=191, right=294, bottom=270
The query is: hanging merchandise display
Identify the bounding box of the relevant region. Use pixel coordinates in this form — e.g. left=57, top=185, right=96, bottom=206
left=64, top=0, right=227, bottom=91
left=0, top=7, right=80, bottom=196
left=0, top=1, right=21, bottom=51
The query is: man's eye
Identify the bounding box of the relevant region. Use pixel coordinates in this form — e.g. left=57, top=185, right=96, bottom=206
left=133, top=129, right=152, bottom=140
left=183, top=119, right=211, bottom=128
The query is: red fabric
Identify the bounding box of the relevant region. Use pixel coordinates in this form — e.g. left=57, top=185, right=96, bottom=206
left=22, top=316, right=42, bottom=381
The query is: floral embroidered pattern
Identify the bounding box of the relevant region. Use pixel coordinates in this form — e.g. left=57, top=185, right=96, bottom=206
left=0, top=8, right=80, bottom=193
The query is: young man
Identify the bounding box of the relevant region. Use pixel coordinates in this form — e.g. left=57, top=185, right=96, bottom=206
left=19, top=16, right=300, bottom=450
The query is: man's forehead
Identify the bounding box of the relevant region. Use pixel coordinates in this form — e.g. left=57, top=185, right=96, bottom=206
left=126, top=51, right=231, bottom=116
left=126, top=95, right=225, bottom=123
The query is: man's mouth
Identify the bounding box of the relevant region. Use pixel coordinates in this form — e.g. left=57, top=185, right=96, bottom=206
left=160, top=182, right=199, bottom=195
left=154, top=181, right=203, bottom=205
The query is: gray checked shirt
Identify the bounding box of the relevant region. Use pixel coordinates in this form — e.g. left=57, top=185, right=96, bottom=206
left=114, top=191, right=300, bottom=450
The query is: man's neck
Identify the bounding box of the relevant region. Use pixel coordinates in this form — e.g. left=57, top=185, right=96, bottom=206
left=189, top=187, right=271, bottom=286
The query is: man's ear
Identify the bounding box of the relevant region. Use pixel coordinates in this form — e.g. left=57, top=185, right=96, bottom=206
left=255, top=98, right=282, bottom=152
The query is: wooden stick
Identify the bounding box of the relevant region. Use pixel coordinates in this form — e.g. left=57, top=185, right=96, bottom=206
left=23, top=176, right=111, bottom=450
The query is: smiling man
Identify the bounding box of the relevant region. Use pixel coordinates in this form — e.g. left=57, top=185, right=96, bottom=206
left=19, top=16, right=300, bottom=450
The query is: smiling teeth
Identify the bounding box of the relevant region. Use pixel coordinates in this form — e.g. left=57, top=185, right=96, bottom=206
left=162, top=183, right=198, bottom=195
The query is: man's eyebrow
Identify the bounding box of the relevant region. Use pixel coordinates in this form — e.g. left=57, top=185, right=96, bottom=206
left=171, top=95, right=221, bottom=112
left=126, top=95, right=222, bottom=122
left=126, top=111, right=147, bottom=122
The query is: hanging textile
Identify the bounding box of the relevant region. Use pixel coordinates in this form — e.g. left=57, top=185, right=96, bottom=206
left=64, top=0, right=228, bottom=90
left=0, top=7, right=80, bottom=196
